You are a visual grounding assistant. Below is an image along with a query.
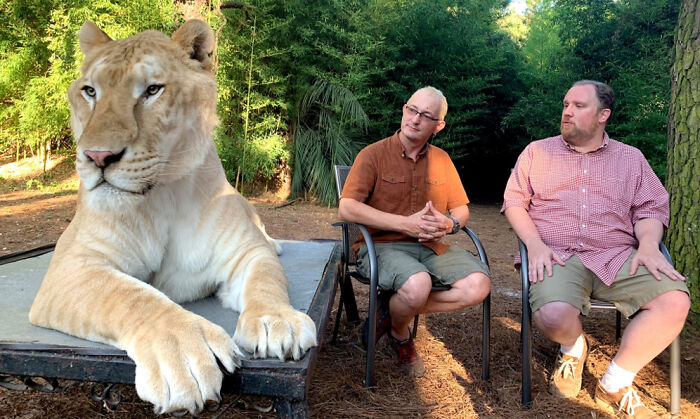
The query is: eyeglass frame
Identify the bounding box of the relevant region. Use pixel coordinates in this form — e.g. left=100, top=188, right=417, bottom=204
left=403, top=104, right=442, bottom=122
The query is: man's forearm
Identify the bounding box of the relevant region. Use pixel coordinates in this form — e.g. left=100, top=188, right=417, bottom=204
left=338, top=198, right=407, bottom=233
left=449, top=205, right=469, bottom=228
left=504, top=206, right=544, bottom=246
left=634, top=218, right=664, bottom=249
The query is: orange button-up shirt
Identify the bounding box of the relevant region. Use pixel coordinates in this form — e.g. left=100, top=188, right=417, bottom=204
left=341, top=131, right=469, bottom=255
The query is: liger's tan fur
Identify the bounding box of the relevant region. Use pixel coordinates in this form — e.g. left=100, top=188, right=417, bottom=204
left=29, top=20, right=317, bottom=415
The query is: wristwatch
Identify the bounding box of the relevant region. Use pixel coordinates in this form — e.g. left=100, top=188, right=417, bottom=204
left=448, top=217, right=460, bottom=235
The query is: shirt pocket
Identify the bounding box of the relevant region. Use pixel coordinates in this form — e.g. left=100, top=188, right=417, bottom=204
left=594, top=177, right=634, bottom=222
left=379, top=173, right=406, bottom=202
left=425, top=176, right=447, bottom=204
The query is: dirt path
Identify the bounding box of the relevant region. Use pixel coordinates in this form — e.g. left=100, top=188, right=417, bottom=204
left=1, top=161, right=699, bottom=418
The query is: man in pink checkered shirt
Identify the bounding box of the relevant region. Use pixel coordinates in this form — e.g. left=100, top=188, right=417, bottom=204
left=502, top=80, right=689, bottom=417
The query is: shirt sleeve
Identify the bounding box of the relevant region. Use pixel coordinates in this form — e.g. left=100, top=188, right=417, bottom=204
left=501, top=143, right=534, bottom=214
left=630, top=153, right=669, bottom=228
left=445, top=156, right=469, bottom=209
left=340, top=147, right=377, bottom=203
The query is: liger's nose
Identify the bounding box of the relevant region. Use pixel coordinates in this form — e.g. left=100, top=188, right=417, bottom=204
left=84, top=149, right=124, bottom=168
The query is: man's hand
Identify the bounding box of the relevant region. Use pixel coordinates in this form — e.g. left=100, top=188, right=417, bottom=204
left=401, top=203, right=432, bottom=238
left=504, top=206, right=565, bottom=282
left=630, top=242, right=685, bottom=281
left=525, top=238, right=565, bottom=283
left=417, top=201, right=452, bottom=242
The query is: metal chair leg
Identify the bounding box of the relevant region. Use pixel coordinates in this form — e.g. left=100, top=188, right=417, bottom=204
left=342, top=275, right=360, bottom=324
left=671, top=336, right=681, bottom=415
left=520, top=241, right=533, bottom=408
left=412, top=315, right=419, bottom=337
left=365, top=284, right=377, bottom=387
left=331, top=295, right=344, bottom=344
left=482, top=293, right=491, bottom=381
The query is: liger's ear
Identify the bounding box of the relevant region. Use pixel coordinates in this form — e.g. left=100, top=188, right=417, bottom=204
left=79, top=21, right=112, bottom=56
left=171, top=19, right=215, bottom=72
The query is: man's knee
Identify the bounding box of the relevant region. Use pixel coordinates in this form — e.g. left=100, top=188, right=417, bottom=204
left=533, top=301, right=580, bottom=331
left=396, top=272, right=432, bottom=309
left=451, top=272, right=490, bottom=308
left=643, top=290, right=690, bottom=324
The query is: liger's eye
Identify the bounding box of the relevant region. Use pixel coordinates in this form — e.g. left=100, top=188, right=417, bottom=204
left=82, top=86, right=96, bottom=97
left=145, top=84, right=163, bottom=97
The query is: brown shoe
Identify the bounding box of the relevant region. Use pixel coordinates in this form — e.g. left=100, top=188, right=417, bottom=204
left=389, top=331, right=425, bottom=377
left=595, top=380, right=659, bottom=418
left=549, top=336, right=589, bottom=398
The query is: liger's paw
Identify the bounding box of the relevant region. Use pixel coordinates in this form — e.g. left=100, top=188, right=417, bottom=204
left=234, top=307, right=317, bottom=360
left=127, top=312, right=240, bottom=415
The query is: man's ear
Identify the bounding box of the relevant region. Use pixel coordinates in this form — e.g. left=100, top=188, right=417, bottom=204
left=599, top=108, right=611, bottom=124
left=433, top=120, right=446, bottom=135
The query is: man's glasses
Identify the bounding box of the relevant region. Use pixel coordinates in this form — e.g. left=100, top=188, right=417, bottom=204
left=404, top=104, right=441, bottom=122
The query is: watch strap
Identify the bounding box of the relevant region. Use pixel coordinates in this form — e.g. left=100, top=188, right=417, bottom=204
left=449, top=217, right=460, bottom=234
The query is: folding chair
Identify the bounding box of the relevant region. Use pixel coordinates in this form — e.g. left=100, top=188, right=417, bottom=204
left=331, top=164, right=491, bottom=387
left=519, top=240, right=681, bottom=414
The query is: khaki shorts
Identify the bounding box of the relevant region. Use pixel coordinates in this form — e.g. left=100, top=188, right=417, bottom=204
left=529, top=252, right=689, bottom=318
left=357, top=242, right=490, bottom=292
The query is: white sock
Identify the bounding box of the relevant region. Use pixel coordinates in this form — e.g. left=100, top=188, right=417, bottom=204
left=600, top=360, right=636, bottom=393
left=560, top=334, right=585, bottom=358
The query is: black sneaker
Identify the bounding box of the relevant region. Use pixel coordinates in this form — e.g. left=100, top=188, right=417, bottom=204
left=361, top=291, right=392, bottom=350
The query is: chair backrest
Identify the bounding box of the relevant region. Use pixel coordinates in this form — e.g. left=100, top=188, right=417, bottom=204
left=334, top=165, right=361, bottom=264
left=334, top=165, right=352, bottom=200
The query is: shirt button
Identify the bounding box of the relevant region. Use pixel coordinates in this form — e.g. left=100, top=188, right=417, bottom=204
left=582, top=224, right=586, bottom=228
left=412, top=187, right=416, bottom=192
left=582, top=204, right=587, bottom=209
left=583, top=169, right=588, bottom=174
left=582, top=188, right=586, bottom=193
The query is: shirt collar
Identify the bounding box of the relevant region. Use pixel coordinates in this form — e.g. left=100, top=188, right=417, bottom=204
left=394, top=129, right=430, bottom=159
left=560, top=132, right=611, bottom=154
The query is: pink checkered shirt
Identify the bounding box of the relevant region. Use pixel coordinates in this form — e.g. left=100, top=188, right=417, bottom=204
left=501, top=134, right=669, bottom=285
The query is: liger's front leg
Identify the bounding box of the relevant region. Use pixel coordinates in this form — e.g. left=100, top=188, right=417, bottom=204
left=223, top=249, right=318, bottom=360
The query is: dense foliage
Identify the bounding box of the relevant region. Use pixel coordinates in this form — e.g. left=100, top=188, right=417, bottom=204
left=0, top=0, right=176, bottom=165
left=502, top=0, right=679, bottom=181
left=0, top=0, right=682, bottom=202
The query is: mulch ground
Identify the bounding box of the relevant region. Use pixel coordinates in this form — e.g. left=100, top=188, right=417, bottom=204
left=1, top=156, right=699, bottom=418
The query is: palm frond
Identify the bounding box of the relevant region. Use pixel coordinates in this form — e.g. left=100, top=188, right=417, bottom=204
left=292, top=79, right=368, bottom=205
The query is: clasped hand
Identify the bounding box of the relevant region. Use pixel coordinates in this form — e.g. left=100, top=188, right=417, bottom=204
left=404, top=201, right=451, bottom=242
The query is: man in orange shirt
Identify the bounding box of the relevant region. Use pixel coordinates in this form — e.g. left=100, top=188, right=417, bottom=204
left=338, top=87, right=491, bottom=376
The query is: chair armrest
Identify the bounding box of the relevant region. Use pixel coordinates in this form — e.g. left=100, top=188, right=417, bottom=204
left=331, top=221, right=378, bottom=287
left=463, top=227, right=489, bottom=267
left=659, top=242, right=672, bottom=264
left=519, top=239, right=529, bottom=292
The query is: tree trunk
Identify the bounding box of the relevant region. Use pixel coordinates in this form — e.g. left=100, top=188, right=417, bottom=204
left=42, top=140, right=50, bottom=173
left=667, top=0, right=700, bottom=315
